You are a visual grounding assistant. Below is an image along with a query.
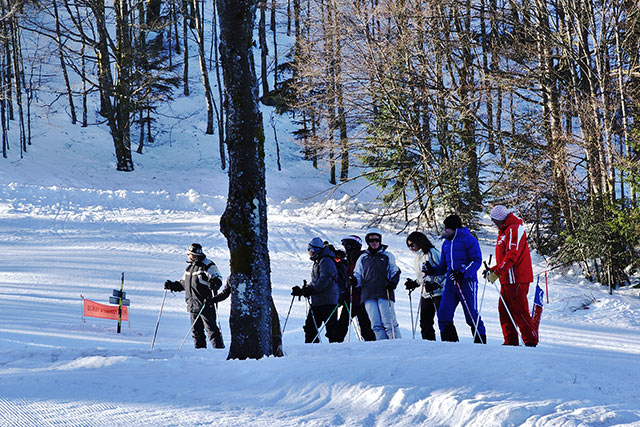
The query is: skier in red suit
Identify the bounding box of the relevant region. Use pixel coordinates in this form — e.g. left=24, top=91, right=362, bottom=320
left=487, top=205, right=538, bottom=347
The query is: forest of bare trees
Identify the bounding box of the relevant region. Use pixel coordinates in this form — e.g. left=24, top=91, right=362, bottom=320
left=286, top=0, right=640, bottom=290
left=1, top=0, right=639, bottom=292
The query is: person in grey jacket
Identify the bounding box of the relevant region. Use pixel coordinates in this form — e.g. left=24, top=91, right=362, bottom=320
left=353, top=228, right=402, bottom=340
left=292, top=237, right=340, bottom=343
left=164, top=243, right=225, bottom=349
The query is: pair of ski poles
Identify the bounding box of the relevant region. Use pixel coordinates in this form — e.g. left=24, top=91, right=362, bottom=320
left=150, top=289, right=222, bottom=351
left=450, top=254, right=492, bottom=343
left=408, top=255, right=494, bottom=343
left=282, top=295, right=337, bottom=344
left=450, top=254, right=523, bottom=345
left=281, top=285, right=362, bottom=343
left=408, top=281, right=440, bottom=339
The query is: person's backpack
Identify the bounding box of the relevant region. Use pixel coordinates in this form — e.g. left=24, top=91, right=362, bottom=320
left=334, top=257, right=348, bottom=295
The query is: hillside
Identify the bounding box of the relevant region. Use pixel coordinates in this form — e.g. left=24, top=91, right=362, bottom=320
left=2, top=96, right=640, bottom=425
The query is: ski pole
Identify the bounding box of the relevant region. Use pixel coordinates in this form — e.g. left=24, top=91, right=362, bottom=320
left=281, top=294, right=296, bottom=335
left=490, top=280, right=523, bottom=345
left=179, top=302, right=207, bottom=351
left=311, top=302, right=340, bottom=343
left=350, top=315, right=363, bottom=341
left=347, top=283, right=353, bottom=343
left=150, top=288, right=168, bottom=350
left=341, top=295, right=363, bottom=342
left=454, top=279, right=482, bottom=343
left=413, top=281, right=425, bottom=335
left=214, top=292, right=222, bottom=333
left=343, top=297, right=363, bottom=341
left=341, top=292, right=354, bottom=343
left=408, top=288, right=415, bottom=339
left=477, top=255, right=492, bottom=330
left=306, top=297, right=323, bottom=343
left=386, top=289, right=396, bottom=340
left=302, top=280, right=323, bottom=343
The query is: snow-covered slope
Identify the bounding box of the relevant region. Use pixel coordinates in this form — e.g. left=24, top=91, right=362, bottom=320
left=2, top=105, right=640, bottom=426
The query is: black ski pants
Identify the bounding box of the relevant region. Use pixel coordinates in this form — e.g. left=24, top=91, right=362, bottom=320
left=190, top=304, right=224, bottom=349
left=304, top=304, right=339, bottom=343
left=419, top=295, right=442, bottom=341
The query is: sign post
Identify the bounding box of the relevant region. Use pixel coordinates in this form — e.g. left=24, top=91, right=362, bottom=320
left=108, top=273, right=130, bottom=333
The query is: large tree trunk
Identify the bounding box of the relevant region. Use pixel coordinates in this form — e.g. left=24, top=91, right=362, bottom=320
left=217, top=0, right=279, bottom=360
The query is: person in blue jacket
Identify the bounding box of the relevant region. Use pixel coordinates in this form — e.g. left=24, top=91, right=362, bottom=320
left=424, top=215, right=487, bottom=343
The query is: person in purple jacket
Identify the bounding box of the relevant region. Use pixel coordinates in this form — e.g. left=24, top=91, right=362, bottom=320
left=424, top=215, right=487, bottom=343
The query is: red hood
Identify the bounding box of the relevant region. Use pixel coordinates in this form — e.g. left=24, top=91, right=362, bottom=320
left=499, top=212, right=523, bottom=231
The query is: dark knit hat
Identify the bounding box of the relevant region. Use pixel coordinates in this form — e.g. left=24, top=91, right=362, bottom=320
left=187, top=243, right=204, bottom=256
left=443, top=214, right=462, bottom=230
left=308, top=237, right=325, bottom=253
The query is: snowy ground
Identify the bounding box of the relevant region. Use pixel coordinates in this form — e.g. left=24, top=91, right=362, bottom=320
left=2, top=119, right=640, bottom=427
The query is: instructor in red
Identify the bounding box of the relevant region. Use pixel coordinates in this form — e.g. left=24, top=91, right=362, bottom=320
left=487, top=205, right=538, bottom=347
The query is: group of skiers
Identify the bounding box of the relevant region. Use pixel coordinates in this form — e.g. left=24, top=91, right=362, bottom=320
left=164, top=204, right=539, bottom=349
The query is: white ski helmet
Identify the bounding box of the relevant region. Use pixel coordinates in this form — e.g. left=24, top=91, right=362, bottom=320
left=365, top=227, right=383, bottom=244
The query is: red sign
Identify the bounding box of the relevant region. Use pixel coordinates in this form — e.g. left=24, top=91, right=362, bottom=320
left=83, top=298, right=129, bottom=321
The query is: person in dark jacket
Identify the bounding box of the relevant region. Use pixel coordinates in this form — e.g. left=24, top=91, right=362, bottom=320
left=353, top=228, right=402, bottom=340
left=292, top=237, right=340, bottom=343
left=164, top=243, right=225, bottom=349
left=424, top=215, right=487, bottom=343
left=334, top=235, right=376, bottom=342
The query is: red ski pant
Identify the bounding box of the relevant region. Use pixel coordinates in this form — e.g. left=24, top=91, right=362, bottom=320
left=499, top=283, right=538, bottom=346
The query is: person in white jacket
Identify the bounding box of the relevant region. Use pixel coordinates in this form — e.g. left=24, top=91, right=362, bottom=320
left=404, top=231, right=445, bottom=341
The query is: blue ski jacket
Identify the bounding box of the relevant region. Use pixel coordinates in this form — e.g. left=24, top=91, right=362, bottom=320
left=432, top=227, right=482, bottom=286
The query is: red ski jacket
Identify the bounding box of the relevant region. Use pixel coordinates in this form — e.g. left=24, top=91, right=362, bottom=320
left=492, top=213, right=534, bottom=285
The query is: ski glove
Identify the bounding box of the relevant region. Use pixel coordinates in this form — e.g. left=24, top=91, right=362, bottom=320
left=422, top=261, right=435, bottom=276
left=448, top=270, right=465, bottom=284
left=487, top=267, right=500, bottom=284
left=385, top=281, right=397, bottom=291
left=404, top=278, right=419, bottom=292
left=301, top=286, right=314, bottom=298
left=424, top=281, right=442, bottom=293
left=164, top=280, right=181, bottom=292
left=208, top=277, right=223, bottom=291
left=349, top=276, right=358, bottom=287
left=291, top=285, right=304, bottom=297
